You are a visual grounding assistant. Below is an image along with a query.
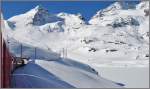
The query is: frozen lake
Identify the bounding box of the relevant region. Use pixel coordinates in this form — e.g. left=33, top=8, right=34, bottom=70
left=93, top=66, right=149, bottom=88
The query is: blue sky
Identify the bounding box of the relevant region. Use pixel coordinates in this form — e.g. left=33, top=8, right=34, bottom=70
left=2, top=1, right=140, bottom=21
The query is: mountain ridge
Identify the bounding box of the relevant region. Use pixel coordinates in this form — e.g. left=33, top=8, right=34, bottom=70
left=3, top=1, right=149, bottom=68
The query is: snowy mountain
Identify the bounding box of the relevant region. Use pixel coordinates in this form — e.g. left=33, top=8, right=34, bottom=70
left=4, top=1, right=149, bottom=67
left=2, top=1, right=149, bottom=87
left=77, top=1, right=149, bottom=67
left=4, top=1, right=149, bottom=65
left=89, top=1, right=149, bottom=26
left=136, top=1, right=149, bottom=10
left=8, top=5, right=63, bottom=26
left=57, top=12, right=85, bottom=28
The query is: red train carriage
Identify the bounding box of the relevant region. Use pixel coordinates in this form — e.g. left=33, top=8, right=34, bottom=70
left=0, top=38, right=12, bottom=87
left=0, top=17, right=13, bottom=87
left=0, top=14, right=27, bottom=88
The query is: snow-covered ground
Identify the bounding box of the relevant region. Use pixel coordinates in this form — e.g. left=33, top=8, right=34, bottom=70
left=93, top=66, right=149, bottom=88
left=67, top=48, right=149, bottom=88
left=1, top=1, right=149, bottom=88
left=11, top=58, right=122, bottom=88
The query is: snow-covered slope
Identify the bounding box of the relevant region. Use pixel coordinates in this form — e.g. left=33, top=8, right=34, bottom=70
left=12, top=58, right=123, bottom=88
left=84, top=1, right=149, bottom=67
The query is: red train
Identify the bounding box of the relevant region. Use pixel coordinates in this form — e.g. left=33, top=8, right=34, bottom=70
left=0, top=29, right=11, bottom=87
left=0, top=14, right=28, bottom=88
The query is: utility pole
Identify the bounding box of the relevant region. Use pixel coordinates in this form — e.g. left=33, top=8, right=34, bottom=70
left=63, top=48, right=65, bottom=59
left=20, top=44, right=23, bottom=58
left=62, top=48, right=67, bottom=59
left=65, top=48, right=67, bottom=59
left=34, top=47, right=37, bottom=59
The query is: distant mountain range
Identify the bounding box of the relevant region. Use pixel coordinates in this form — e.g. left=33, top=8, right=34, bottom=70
left=3, top=1, right=149, bottom=67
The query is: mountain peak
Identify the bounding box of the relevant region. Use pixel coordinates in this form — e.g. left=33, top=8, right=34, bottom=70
left=34, top=5, right=43, bottom=10
left=89, top=1, right=144, bottom=26
left=8, top=5, right=63, bottom=26
left=105, top=1, right=137, bottom=11
left=29, top=5, right=49, bottom=15
left=107, top=2, right=122, bottom=10
left=90, top=2, right=122, bottom=19
left=25, top=5, right=63, bottom=26
left=136, top=1, right=149, bottom=10
left=57, top=12, right=86, bottom=27
left=33, top=5, right=48, bottom=12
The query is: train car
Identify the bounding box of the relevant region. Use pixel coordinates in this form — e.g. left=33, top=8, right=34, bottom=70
left=0, top=13, right=13, bottom=88
left=1, top=13, right=28, bottom=88
left=0, top=38, right=12, bottom=88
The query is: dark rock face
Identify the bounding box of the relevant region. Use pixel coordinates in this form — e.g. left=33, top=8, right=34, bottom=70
left=32, top=6, right=63, bottom=26
left=111, top=16, right=140, bottom=28
left=106, top=49, right=118, bottom=52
